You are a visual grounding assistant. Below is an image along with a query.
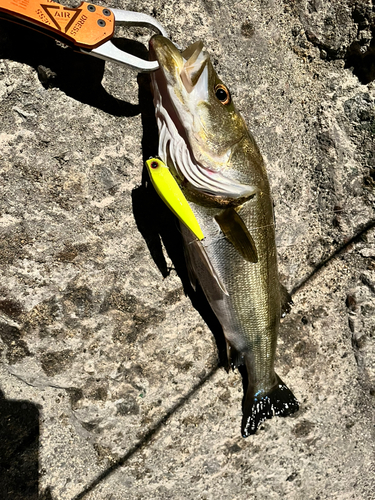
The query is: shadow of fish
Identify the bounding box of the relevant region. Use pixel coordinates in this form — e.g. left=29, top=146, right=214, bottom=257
left=149, top=35, right=298, bottom=436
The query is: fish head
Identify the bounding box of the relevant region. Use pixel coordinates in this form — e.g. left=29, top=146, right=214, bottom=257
left=150, top=36, right=245, bottom=154
left=150, top=36, right=257, bottom=203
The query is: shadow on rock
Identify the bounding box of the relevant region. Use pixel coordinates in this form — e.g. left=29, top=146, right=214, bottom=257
left=0, top=389, right=55, bottom=499
left=345, top=41, right=375, bottom=85
left=0, top=19, right=141, bottom=116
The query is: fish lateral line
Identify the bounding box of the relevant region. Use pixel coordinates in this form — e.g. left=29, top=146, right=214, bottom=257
left=244, top=222, right=276, bottom=231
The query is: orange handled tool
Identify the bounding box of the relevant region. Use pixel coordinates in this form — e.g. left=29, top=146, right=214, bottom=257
left=0, top=0, right=168, bottom=71
left=0, top=0, right=115, bottom=48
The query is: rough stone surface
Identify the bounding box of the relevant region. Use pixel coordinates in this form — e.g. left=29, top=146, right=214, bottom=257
left=0, top=1, right=374, bottom=499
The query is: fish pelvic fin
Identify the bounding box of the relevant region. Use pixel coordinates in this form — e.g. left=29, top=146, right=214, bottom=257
left=241, top=374, right=299, bottom=437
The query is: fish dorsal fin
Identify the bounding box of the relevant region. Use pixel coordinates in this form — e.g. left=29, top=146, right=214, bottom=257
left=145, top=157, right=204, bottom=241
left=215, top=207, right=258, bottom=263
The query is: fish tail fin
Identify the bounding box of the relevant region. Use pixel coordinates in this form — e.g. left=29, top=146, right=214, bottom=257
left=241, top=374, right=299, bottom=437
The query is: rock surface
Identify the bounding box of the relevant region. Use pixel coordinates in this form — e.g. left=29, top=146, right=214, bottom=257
left=0, top=0, right=374, bottom=499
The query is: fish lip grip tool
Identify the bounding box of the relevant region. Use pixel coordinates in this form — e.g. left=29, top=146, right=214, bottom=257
left=0, top=0, right=168, bottom=71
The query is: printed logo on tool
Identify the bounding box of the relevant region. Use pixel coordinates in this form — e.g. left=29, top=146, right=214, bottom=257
left=40, top=4, right=81, bottom=33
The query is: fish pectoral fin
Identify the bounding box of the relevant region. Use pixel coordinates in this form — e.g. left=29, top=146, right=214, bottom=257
left=215, top=207, right=258, bottom=263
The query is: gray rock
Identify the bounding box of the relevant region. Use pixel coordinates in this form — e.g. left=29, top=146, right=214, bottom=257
left=0, top=1, right=374, bottom=499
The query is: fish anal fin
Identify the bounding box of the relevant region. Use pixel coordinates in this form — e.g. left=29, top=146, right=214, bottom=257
left=241, top=374, right=299, bottom=437
left=215, top=207, right=258, bottom=263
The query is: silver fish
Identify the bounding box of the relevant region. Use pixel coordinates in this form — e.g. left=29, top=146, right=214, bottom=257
left=149, top=36, right=298, bottom=436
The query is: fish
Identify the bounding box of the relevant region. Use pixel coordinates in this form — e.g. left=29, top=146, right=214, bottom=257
left=149, top=35, right=299, bottom=436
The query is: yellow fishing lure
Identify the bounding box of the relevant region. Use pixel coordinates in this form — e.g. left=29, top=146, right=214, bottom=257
left=145, top=158, right=204, bottom=241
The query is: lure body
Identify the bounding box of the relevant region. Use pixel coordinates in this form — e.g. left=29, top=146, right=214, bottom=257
left=145, top=157, right=204, bottom=241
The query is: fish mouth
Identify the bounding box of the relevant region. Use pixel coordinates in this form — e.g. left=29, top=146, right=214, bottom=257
left=149, top=36, right=254, bottom=202
left=149, top=36, right=209, bottom=96
left=180, top=41, right=209, bottom=93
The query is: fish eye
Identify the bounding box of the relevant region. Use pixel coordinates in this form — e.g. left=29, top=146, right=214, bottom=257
left=214, top=84, right=231, bottom=105
left=151, top=161, right=159, bottom=169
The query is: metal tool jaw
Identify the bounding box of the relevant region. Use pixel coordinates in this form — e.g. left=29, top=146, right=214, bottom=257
left=82, top=9, right=168, bottom=72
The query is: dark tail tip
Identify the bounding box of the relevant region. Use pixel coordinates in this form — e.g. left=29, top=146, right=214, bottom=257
left=241, top=375, right=299, bottom=437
